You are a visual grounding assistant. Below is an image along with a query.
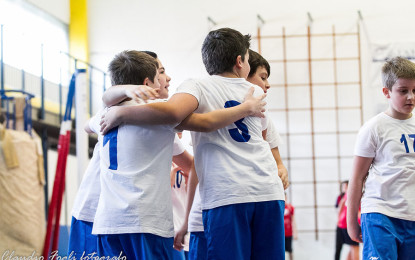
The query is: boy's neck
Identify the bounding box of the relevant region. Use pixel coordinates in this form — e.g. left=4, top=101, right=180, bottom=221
left=385, top=108, right=413, bottom=120
left=217, top=67, right=245, bottom=79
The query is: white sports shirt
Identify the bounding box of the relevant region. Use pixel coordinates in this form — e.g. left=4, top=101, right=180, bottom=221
left=91, top=101, right=183, bottom=237
left=176, top=75, right=284, bottom=210
left=354, top=112, right=415, bottom=221
left=265, top=118, right=282, bottom=149
left=71, top=141, right=101, bottom=222
left=188, top=118, right=283, bottom=232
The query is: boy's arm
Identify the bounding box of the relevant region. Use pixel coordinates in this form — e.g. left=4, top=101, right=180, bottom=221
left=292, top=216, right=298, bottom=240
left=101, top=88, right=265, bottom=134
left=175, top=87, right=266, bottom=132
left=84, top=119, right=94, bottom=134
left=347, top=155, right=372, bottom=243
left=85, top=112, right=101, bottom=134
left=174, top=161, right=198, bottom=251
left=100, top=93, right=198, bottom=134
left=264, top=120, right=289, bottom=190
left=271, top=147, right=289, bottom=189
left=102, top=85, right=159, bottom=107
left=172, top=150, right=193, bottom=179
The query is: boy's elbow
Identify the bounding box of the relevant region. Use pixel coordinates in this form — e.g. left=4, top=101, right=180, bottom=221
left=102, top=97, right=113, bottom=107
left=169, top=112, right=184, bottom=125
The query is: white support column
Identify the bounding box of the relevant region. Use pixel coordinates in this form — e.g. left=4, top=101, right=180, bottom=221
left=75, top=69, right=88, bottom=186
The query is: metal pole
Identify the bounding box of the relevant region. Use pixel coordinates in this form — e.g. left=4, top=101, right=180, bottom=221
left=40, top=43, right=48, bottom=218
left=357, top=25, right=363, bottom=125
left=43, top=129, right=49, bottom=218
left=89, top=66, right=92, bottom=116
left=257, top=14, right=265, bottom=54
left=282, top=27, right=292, bottom=201
left=1, top=24, right=4, bottom=94
left=21, top=70, right=25, bottom=91
left=257, top=27, right=261, bottom=55
left=73, top=59, right=77, bottom=120
left=332, top=25, right=342, bottom=193
left=307, top=26, right=319, bottom=240
left=40, top=44, right=45, bottom=120
left=59, top=67, right=62, bottom=123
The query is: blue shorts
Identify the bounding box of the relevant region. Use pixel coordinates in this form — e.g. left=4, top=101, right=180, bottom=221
left=202, top=200, right=285, bottom=260
left=97, top=233, right=174, bottom=260
left=67, top=216, right=98, bottom=258
left=361, top=213, right=415, bottom=260
left=172, top=247, right=186, bottom=260
left=189, top=232, right=207, bottom=260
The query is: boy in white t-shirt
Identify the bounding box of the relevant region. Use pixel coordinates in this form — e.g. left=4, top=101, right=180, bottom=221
left=347, top=57, right=415, bottom=260
left=68, top=51, right=180, bottom=259
left=173, top=49, right=288, bottom=259
left=90, top=50, right=195, bottom=259
left=100, top=28, right=286, bottom=259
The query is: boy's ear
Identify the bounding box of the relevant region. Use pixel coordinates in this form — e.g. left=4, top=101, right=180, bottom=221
left=235, top=55, right=243, bottom=69
left=382, top=87, right=390, bottom=98
left=143, top=77, right=150, bottom=86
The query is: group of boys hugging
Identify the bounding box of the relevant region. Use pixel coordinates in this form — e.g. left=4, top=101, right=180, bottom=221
left=67, top=27, right=415, bottom=260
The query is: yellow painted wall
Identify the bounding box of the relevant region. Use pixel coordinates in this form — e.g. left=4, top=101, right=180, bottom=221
left=69, top=0, right=88, bottom=68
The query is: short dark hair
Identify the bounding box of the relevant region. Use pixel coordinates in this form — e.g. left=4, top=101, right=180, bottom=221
left=248, top=49, right=270, bottom=78
left=142, top=51, right=158, bottom=59
left=201, top=28, right=251, bottom=75
left=382, top=57, right=415, bottom=90
left=108, top=50, right=158, bottom=86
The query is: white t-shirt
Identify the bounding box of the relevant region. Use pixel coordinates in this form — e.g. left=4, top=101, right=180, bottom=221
left=91, top=101, right=183, bottom=237
left=188, top=119, right=284, bottom=232
left=71, top=141, right=100, bottom=222
left=266, top=118, right=282, bottom=149
left=354, top=112, right=415, bottom=221
left=176, top=75, right=284, bottom=210
left=188, top=185, right=204, bottom=232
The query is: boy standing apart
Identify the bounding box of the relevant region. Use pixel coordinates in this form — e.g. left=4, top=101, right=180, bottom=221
left=100, top=28, right=285, bottom=259
left=347, top=57, right=415, bottom=260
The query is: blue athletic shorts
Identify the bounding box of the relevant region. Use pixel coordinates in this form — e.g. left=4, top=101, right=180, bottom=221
left=189, top=232, right=207, bottom=260
left=67, top=216, right=98, bottom=259
left=172, top=247, right=186, bottom=260
left=202, top=200, right=285, bottom=260
left=97, top=233, right=174, bottom=260
left=361, top=213, right=415, bottom=260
